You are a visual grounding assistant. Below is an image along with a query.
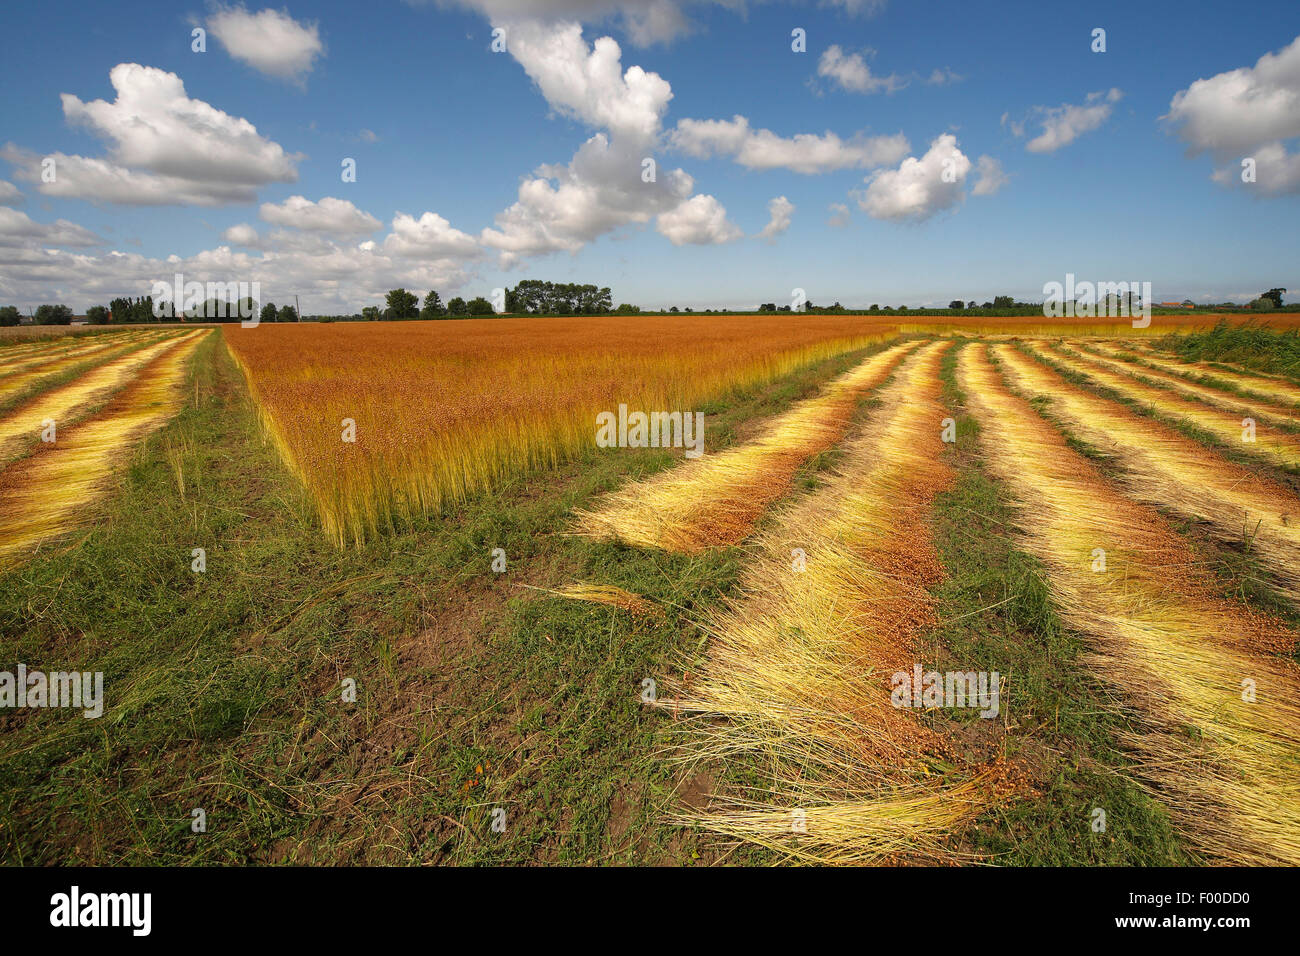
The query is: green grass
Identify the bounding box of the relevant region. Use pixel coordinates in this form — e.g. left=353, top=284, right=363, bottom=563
left=1156, top=320, right=1300, bottom=380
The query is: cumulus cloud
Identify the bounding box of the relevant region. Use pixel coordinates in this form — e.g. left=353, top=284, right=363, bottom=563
left=671, top=115, right=909, bottom=174
left=0, top=180, right=23, bottom=206
left=970, top=155, right=1008, bottom=196
left=1013, top=88, right=1122, bottom=153
left=0, top=208, right=102, bottom=248
left=1166, top=35, right=1300, bottom=194
left=656, top=193, right=742, bottom=245
left=499, top=19, right=673, bottom=140
left=479, top=21, right=721, bottom=263
left=382, top=211, right=481, bottom=258
left=854, top=133, right=971, bottom=221
left=3, top=64, right=299, bottom=206
left=221, top=222, right=263, bottom=247
left=207, top=5, right=324, bottom=83
left=259, top=196, right=382, bottom=236
left=756, top=195, right=794, bottom=239
left=817, top=46, right=906, bottom=94
left=827, top=202, right=850, bottom=227
left=0, top=233, right=475, bottom=314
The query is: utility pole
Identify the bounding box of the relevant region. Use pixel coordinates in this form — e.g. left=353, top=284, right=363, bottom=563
left=295, top=294, right=301, bottom=322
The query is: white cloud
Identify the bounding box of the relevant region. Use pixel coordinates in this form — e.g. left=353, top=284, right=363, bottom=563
left=854, top=133, right=971, bottom=221
left=827, top=202, right=850, bottom=227
left=757, top=195, right=794, bottom=239
left=925, top=67, right=962, bottom=86
left=221, top=222, right=262, bottom=247
left=1210, top=140, right=1300, bottom=195
left=671, top=115, right=909, bottom=174
left=479, top=21, right=717, bottom=263
left=499, top=19, right=673, bottom=140
left=3, top=64, right=299, bottom=206
left=481, top=131, right=695, bottom=262
left=1166, top=35, right=1300, bottom=195
left=381, top=211, right=481, bottom=258
left=260, top=196, right=382, bottom=236
left=817, top=46, right=906, bottom=94
left=0, top=180, right=23, bottom=206
left=656, top=193, right=742, bottom=245
left=0, top=208, right=102, bottom=248
left=0, top=234, right=475, bottom=314
left=1166, top=35, right=1300, bottom=154
left=970, top=155, right=1008, bottom=196
left=1016, top=88, right=1122, bottom=153
left=207, top=5, right=324, bottom=83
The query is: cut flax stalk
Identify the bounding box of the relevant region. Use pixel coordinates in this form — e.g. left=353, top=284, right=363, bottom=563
left=0, top=331, right=208, bottom=569
left=572, top=339, right=923, bottom=552
left=664, top=340, right=1011, bottom=864
left=960, top=342, right=1300, bottom=865
left=994, top=344, right=1300, bottom=607
left=1034, top=341, right=1300, bottom=472
left=0, top=331, right=201, bottom=461
left=1124, top=341, right=1300, bottom=408
left=1059, top=340, right=1300, bottom=429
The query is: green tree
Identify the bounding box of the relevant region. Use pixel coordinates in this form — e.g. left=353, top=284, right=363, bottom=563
left=35, top=304, right=73, bottom=325
left=0, top=306, right=20, bottom=327
left=385, top=288, right=419, bottom=319
left=948, top=299, right=964, bottom=310
left=86, top=305, right=110, bottom=324
left=466, top=296, right=495, bottom=315
left=260, top=302, right=278, bottom=325
left=446, top=297, right=468, bottom=316
left=992, top=295, right=1014, bottom=308
left=1262, top=288, right=1286, bottom=309
left=420, top=290, right=445, bottom=319
left=361, top=306, right=381, bottom=321
left=278, top=304, right=298, bottom=323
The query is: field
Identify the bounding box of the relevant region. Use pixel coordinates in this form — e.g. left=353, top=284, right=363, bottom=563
left=2, top=315, right=1300, bottom=865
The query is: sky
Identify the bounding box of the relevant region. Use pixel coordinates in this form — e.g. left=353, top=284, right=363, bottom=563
left=0, top=0, right=1298, bottom=313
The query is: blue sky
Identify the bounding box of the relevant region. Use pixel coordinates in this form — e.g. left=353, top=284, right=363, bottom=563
left=1, top=0, right=1298, bottom=312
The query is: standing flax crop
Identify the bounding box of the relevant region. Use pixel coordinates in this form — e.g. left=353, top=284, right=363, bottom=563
left=224, top=316, right=902, bottom=547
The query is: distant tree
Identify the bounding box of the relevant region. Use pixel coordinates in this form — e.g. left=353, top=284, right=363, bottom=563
left=1262, top=288, right=1286, bottom=309
left=1250, top=297, right=1276, bottom=312
left=446, top=296, right=468, bottom=316
left=669, top=306, right=680, bottom=313
left=758, top=303, right=776, bottom=312
left=361, top=306, right=381, bottom=321
left=260, top=302, right=278, bottom=325
left=420, top=290, right=445, bottom=319
left=86, top=305, right=110, bottom=325
left=948, top=300, right=965, bottom=310
left=967, top=301, right=977, bottom=310
left=385, top=288, right=419, bottom=320
left=981, top=301, right=993, bottom=309
left=278, top=304, right=298, bottom=323
left=868, top=304, right=879, bottom=312
left=992, top=295, right=1015, bottom=309
left=0, top=306, right=20, bottom=327
left=466, top=296, right=495, bottom=315
left=35, top=304, right=73, bottom=325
